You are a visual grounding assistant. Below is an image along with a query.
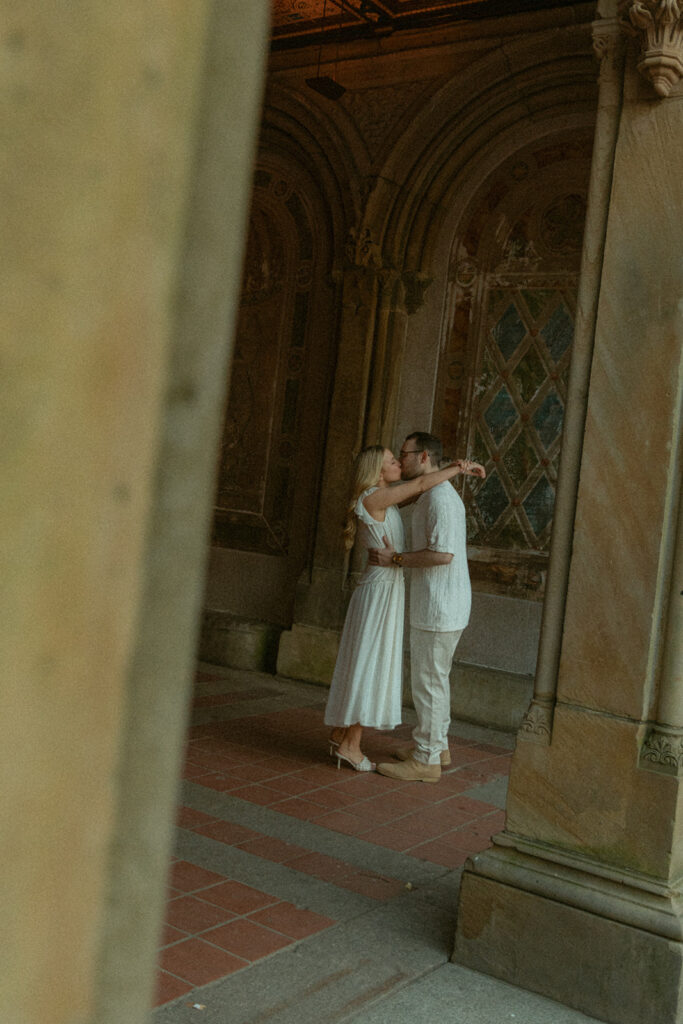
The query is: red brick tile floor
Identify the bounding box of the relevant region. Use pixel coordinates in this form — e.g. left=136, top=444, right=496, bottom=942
left=155, top=665, right=513, bottom=1010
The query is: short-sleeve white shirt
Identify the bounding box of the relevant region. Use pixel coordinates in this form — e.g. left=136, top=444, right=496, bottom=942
left=409, top=481, right=471, bottom=632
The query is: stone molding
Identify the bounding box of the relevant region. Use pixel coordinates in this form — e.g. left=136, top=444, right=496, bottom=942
left=468, top=833, right=683, bottom=940
left=518, top=697, right=554, bottom=743
left=592, top=14, right=624, bottom=84
left=640, top=725, right=683, bottom=775
left=625, top=0, right=683, bottom=96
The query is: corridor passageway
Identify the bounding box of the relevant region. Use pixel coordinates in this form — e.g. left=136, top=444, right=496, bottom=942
left=152, top=666, right=598, bottom=1023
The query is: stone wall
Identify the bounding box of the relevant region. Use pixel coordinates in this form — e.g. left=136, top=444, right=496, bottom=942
left=202, top=4, right=599, bottom=720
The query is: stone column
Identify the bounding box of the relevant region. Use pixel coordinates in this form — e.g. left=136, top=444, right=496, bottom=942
left=453, top=3, right=683, bottom=1022
left=276, top=255, right=380, bottom=681
left=0, top=4, right=269, bottom=1024
left=276, top=239, right=426, bottom=684
left=278, top=226, right=405, bottom=681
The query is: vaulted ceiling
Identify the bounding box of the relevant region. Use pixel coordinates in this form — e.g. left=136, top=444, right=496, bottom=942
left=271, top=0, right=582, bottom=48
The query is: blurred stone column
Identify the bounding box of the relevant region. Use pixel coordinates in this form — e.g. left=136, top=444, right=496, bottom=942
left=0, top=3, right=269, bottom=1024
left=453, top=3, right=683, bottom=1022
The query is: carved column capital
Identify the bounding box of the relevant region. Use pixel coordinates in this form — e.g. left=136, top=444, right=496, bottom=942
left=625, top=0, right=683, bottom=96
left=345, top=225, right=383, bottom=269
left=640, top=724, right=683, bottom=775
left=593, top=13, right=621, bottom=57
left=518, top=697, right=554, bottom=744
left=592, top=14, right=626, bottom=84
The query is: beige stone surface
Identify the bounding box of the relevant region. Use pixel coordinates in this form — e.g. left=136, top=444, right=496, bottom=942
left=454, top=21, right=683, bottom=1024
left=558, top=71, right=683, bottom=719
left=507, top=704, right=683, bottom=880
left=454, top=871, right=683, bottom=1024
left=1, top=3, right=269, bottom=1023
left=277, top=624, right=341, bottom=684
left=200, top=613, right=282, bottom=673
left=1, top=5, right=211, bottom=1022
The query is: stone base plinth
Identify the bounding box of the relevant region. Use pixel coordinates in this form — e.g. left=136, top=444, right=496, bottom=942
left=451, top=664, right=533, bottom=733
left=277, top=624, right=532, bottom=731
left=199, top=610, right=282, bottom=673
left=453, top=841, right=683, bottom=1024
left=276, top=624, right=341, bottom=684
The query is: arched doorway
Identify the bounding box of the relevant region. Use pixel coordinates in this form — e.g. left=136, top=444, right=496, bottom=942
left=205, top=162, right=338, bottom=628
left=435, top=132, right=593, bottom=608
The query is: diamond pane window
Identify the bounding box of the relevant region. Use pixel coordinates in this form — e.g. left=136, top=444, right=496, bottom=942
left=462, top=284, right=576, bottom=554
left=533, top=392, right=564, bottom=450
left=491, top=303, right=526, bottom=361
left=541, top=304, right=573, bottom=362
left=474, top=472, right=509, bottom=529
left=484, top=387, right=518, bottom=446
left=523, top=475, right=555, bottom=535
left=503, top=431, right=539, bottom=490
left=511, top=346, right=546, bottom=405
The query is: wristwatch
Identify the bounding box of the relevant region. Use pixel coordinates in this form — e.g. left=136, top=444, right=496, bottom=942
left=392, top=552, right=404, bottom=566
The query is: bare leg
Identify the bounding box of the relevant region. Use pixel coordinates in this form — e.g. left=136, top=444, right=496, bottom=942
left=330, top=727, right=347, bottom=746
left=337, top=723, right=365, bottom=763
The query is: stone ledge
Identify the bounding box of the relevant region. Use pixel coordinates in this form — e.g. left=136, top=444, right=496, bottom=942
left=450, top=662, right=533, bottom=733
left=199, top=609, right=283, bottom=674
left=453, top=852, right=683, bottom=1024
left=276, top=623, right=533, bottom=733
left=466, top=835, right=683, bottom=939
left=276, top=623, right=340, bottom=684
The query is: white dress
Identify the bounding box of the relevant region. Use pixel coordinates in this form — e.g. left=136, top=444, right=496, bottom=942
left=324, top=486, right=405, bottom=730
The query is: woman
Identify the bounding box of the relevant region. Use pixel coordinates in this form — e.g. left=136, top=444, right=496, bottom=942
left=324, top=445, right=472, bottom=771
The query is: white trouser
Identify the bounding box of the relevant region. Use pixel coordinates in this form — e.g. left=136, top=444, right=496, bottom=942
left=410, top=626, right=464, bottom=765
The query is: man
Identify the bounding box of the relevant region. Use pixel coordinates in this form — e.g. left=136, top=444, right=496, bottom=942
left=368, top=432, right=484, bottom=783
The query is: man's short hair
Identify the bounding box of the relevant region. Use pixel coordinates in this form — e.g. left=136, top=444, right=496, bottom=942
left=405, top=431, right=443, bottom=465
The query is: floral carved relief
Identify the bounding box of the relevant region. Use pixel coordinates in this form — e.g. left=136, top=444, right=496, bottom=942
left=518, top=700, right=553, bottom=743
left=627, top=0, right=683, bottom=96
left=640, top=726, right=683, bottom=775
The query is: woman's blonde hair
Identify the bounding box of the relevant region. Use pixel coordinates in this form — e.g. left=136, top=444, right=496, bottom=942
left=342, top=444, right=385, bottom=550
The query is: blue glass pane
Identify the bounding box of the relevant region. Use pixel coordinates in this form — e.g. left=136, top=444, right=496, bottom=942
left=484, top=387, right=518, bottom=446
left=524, top=475, right=555, bottom=536
left=533, top=392, right=564, bottom=449
left=474, top=472, right=509, bottom=529
left=492, top=304, right=526, bottom=361
left=541, top=304, right=573, bottom=362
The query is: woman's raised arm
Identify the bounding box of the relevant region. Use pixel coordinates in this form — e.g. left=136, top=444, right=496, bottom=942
left=363, top=460, right=484, bottom=515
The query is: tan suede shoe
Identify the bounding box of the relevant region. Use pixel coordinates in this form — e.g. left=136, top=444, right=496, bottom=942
left=376, top=757, right=441, bottom=783
left=394, top=745, right=451, bottom=767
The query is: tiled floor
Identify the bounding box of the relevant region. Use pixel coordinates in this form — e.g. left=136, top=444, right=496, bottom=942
left=154, top=664, right=514, bottom=1015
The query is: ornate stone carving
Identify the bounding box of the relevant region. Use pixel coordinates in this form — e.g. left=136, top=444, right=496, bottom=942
left=640, top=725, right=683, bottom=774
left=627, top=0, right=683, bottom=97
left=452, top=256, right=478, bottom=289
left=592, top=12, right=622, bottom=81
left=518, top=698, right=554, bottom=743
left=345, top=226, right=382, bottom=268
left=341, top=80, right=435, bottom=162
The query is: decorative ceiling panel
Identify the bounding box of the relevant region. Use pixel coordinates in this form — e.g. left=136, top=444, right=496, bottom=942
left=271, top=0, right=579, bottom=46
